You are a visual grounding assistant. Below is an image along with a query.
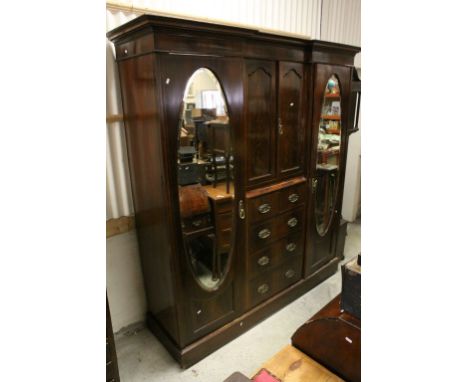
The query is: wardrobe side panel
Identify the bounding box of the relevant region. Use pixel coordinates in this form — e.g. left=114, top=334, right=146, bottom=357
left=118, top=54, right=180, bottom=343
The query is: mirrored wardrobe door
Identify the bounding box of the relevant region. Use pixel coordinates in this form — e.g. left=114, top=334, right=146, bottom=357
left=177, top=68, right=236, bottom=291
left=314, top=74, right=342, bottom=237
left=305, top=64, right=351, bottom=276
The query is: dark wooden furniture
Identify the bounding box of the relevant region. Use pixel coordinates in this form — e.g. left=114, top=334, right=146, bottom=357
left=106, top=296, right=120, bottom=382
left=107, top=14, right=360, bottom=368
left=292, top=295, right=361, bottom=382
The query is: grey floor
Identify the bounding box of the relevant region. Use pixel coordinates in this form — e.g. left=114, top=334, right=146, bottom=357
left=115, top=222, right=360, bottom=382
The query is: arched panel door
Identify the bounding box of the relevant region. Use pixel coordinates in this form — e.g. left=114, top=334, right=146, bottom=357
left=277, top=62, right=306, bottom=178
left=159, top=54, right=244, bottom=345
left=305, top=64, right=352, bottom=277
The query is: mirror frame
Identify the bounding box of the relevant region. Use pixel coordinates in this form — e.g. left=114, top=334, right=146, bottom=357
left=314, top=73, right=343, bottom=237
left=176, top=67, right=236, bottom=293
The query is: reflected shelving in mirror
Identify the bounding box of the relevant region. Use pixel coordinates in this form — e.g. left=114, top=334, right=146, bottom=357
left=315, top=75, right=342, bottom=236
left=177, top=68, right=235, bottom=291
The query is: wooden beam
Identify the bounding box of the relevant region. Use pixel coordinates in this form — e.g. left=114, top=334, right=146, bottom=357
left=107, top=216, right=135, bottom=238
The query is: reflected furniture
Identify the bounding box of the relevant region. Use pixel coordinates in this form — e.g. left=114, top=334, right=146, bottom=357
left=108, top=15, right=360, bottom=368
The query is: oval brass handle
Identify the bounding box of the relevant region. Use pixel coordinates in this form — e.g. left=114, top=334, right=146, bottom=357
left=285, top=269, right=295, bottom=279
left=286, top=242, right=297, bottom=252
left=258, top=203, right=271, bottom=214
left=287, top=217, right=298, bottom=228
left=258, top=228, right=271, bottom=239
left=192, top=219, right=202, bottom=227
left=288, top=193, right=299, bottom=203
left=257, top=284, right=269, bottom=294
left=257, top=256, right=270, bottom=266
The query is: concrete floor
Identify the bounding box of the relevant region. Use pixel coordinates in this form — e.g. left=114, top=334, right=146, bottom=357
left=115, top=222, right=360, bottom=382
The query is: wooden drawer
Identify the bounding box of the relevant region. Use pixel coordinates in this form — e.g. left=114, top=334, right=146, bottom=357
left=247, top=257, right=303, bottom=309
left=278, top=182, right=307, bottom=212
left=247, top=191, right=279, bottom=223
left=213, top=197, right=234, bottom=214
left=215, top=212, right=233, bottom=251
left=182, top=214, right=212, bottom=235
left=248, top=231, right=304, bottom=279
left=249, top=208, right=304, bottom=252
left=115, top=33, right=154, bottom=60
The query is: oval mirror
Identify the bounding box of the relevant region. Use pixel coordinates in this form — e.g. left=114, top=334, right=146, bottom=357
left=314, top=75, right=342, bottom=236
left=177, top=68, right=234, bottom=290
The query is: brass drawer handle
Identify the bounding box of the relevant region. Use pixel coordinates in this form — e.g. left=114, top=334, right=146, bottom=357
left=288, top=193, right=299, bottom=203
left=285, top=269, right=295, bottom=279
left=258, top=203, right=271, bottom=214
left=257, top=256, right=270, bottom=266
left=258, top=228, right=271, bottom=239
left=287, top=217, right=298, bottom=228
left=192, top=219, right=202, bottom=227
left=257, top=283, right=269, bottom=294
left=286, top=242, right=297, bottom=252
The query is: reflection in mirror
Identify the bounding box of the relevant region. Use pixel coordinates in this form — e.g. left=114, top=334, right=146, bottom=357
left=177, top=69, right=234, bottom=290
left=315, top=75, right=341, bottom=236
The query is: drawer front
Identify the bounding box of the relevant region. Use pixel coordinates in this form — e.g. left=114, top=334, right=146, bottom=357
left=115, top=33, right=154, bottom=60
left=249, top=208, right=304, bottom=252
left=248, top=231, right=304, bottom=279
left=278, top=182, right=307, bottom=212
left=215, top=212, right=233, bottom=251
left=217, top=212, right=233, bottom=230
left=247, top=192, right=279, bottom=223
left=247, top=257, right=303, bottom=309
left=213, top=197, right=234, bottom=214
left=276, top=208, right=304, bottom=238
left=182, top=214, right=212, bottom=234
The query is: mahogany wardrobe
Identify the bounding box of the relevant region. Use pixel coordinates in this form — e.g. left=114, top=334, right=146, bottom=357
left=107, top=14, right=360, bottom=368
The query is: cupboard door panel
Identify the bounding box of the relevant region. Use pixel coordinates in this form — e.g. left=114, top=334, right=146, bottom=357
left=277, top=62, right=305, bottom=177
left=245, top=59, right=277, bottom=186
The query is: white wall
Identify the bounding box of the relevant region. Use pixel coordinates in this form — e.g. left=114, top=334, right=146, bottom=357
left=107, top=230, right=147, bottom=331
left=106, top=0, right=361, bottom=332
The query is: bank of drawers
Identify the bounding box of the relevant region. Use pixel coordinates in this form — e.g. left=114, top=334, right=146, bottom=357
left=246, top=180, right=306, bottom=309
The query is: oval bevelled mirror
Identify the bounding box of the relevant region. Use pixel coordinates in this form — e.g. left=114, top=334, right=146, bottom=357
left=314, top=75, right=342, bottom=236
left=177, top=68, right=234, bottom=290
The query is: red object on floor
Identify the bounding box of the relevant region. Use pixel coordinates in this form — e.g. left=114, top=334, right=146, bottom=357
left=252, top=368, right=282, bottom=382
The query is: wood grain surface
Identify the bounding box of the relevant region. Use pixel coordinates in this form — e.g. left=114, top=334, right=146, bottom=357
left=256, top=345, right=344, bottom=382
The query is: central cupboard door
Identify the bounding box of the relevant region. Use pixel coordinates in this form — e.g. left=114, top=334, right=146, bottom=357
left=277, top=62, right=306, bottom=178
left=245, top=60, right=305, bottom=188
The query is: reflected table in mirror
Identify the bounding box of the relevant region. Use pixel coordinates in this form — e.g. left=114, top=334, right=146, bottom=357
left=204, top=182, right=235, bottom=281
